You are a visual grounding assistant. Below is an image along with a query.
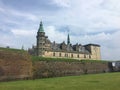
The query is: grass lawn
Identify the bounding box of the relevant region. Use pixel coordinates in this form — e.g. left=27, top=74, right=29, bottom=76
left=0, top=72, right=120, bottom=90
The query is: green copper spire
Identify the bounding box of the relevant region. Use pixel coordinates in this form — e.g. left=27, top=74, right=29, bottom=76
left=67, top=33, right=70, bottom=45
left=38, top=21, right=44, bottom=32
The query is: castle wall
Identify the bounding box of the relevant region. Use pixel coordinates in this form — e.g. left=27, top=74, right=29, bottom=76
left=44, top=51, right=94, bottom=60
left=90, top=46, right=101, bottom=60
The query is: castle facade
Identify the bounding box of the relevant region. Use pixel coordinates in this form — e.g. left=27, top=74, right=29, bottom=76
left=29, top=22, right=101, bottom=60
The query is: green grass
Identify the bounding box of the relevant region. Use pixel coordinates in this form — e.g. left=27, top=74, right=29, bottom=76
left=0, top=72, right=120, bottom=90
left=31, top=56, right=108, bottom=63
left=0, top=47, right=26, bottom=53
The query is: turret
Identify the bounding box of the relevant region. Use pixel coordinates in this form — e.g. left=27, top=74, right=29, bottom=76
left=38, top=21, right=44, bottom=32
left=36, top=21, right=46, bottom=56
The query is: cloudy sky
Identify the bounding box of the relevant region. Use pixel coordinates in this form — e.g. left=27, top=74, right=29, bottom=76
left=0, top=0, right=120, bottom=60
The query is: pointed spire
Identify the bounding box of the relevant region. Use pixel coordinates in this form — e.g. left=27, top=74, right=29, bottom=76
left=38, top=21, right=44, bottom=32
left=67, top=33, right=70, bottom=45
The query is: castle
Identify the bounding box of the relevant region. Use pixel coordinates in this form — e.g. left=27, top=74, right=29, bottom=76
left=29, top=21, right=101, bottom=60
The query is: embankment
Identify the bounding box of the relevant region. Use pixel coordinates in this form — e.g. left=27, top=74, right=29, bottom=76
left=0, top=48, right=32, bottom=81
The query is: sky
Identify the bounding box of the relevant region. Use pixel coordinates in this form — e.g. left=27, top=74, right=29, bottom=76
left=0, top=0, right=120, bottom=60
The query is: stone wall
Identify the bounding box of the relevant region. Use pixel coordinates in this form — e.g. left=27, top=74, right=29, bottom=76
left=0, top=50, right=33, bottom=81
left=33, top=61, right=112, bottom=78
left=0, top=48, right=113, bottom=81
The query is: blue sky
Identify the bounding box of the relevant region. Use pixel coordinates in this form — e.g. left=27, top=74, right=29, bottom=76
left=0, top=0, right=120, bottom=60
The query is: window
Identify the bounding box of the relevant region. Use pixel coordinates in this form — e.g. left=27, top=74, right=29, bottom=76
left=89, top=55, right=91, bottom=59
left=59, top=53, right=61, bottom=57
left=71, top=54, right=73, bottom=58
left=65, top=53, right=68, bottom=57
left=53, top=52, right=55, bottom=56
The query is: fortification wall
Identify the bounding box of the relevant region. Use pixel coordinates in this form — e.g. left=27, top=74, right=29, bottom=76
left=0, top=50, right=33, bottom=81
left=0, top=48, right=113, bottom=81
left=33, top=61, right=112, bottom=78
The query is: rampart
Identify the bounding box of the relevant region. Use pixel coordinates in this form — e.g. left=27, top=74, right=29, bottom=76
left=33, top=60, right=112, bottom=78
left=0, top=49, right=33, bottom=81
left=0, top=48, right=113, bottom=81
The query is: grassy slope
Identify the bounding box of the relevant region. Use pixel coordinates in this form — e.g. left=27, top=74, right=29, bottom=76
left=31, top=56, right=108, bottom=63
left=0, top=72, right=120, bottom=90
left=0, top=47, right=26, bottom=53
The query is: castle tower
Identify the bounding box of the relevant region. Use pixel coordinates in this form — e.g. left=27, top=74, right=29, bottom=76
left=36, top=21, right=46, bottom=56
left=90, top=44, right=101, bottom=60
left=84, top=44, right=101, bottom=60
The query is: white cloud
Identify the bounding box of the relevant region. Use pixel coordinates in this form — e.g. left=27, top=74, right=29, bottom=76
left=102, top=46, right=120, bottom=60
left=0, top=7, right=4, bottom=12
left=0, top=29, right=36, bottom=49
left=0, top=34, right=13, bottom=47
left=0, top=5, right=38, bottom=21
left=52, top=0, right=71, bottom=8
left=11, top=29, right=36, bottom=36
left=45, top=26, right=67, bottom=43
left=52, top=0, right=120, bottom=31
left=103, top=0, right=120, bottom=12
left=9, top=10, right=38, bottom=21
